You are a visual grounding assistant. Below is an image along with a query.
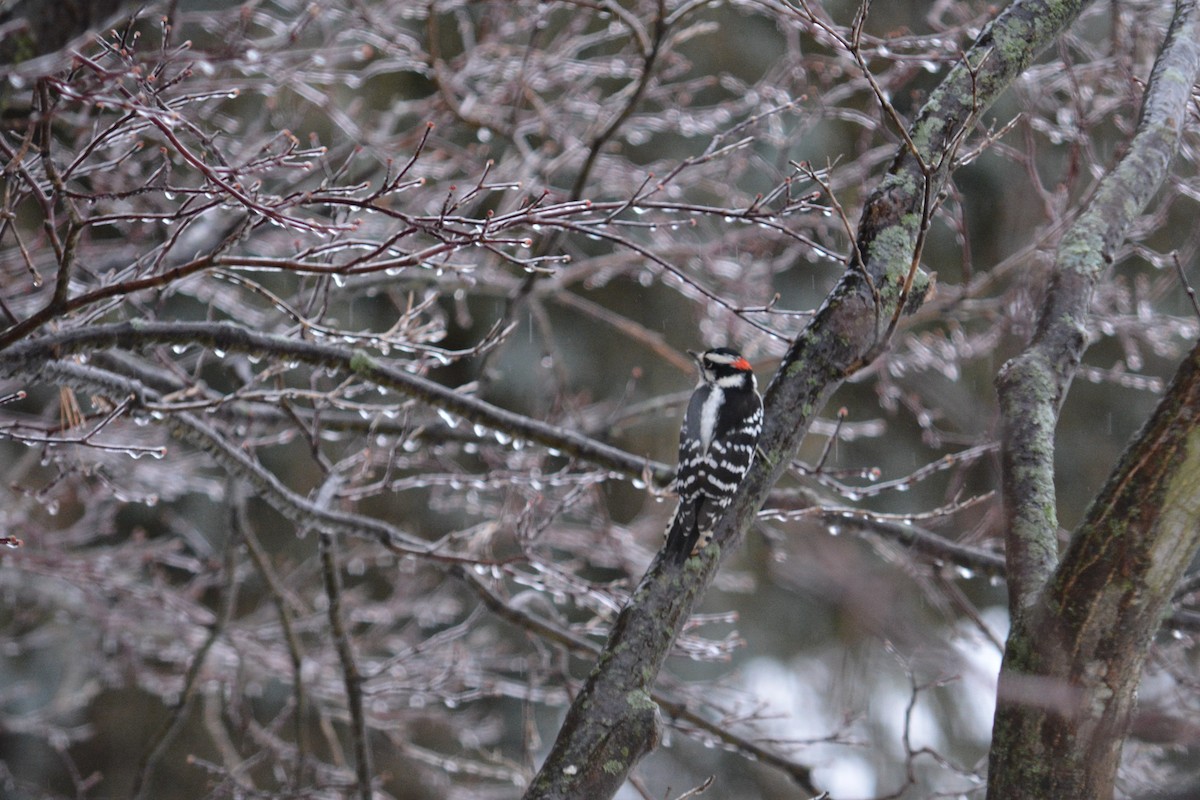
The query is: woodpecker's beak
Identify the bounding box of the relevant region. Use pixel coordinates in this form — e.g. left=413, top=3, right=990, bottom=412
left=687, top=349, right=702, bottom=363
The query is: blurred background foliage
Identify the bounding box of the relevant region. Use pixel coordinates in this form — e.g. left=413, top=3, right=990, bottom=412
left=1, top=1, right=1199, bottom=798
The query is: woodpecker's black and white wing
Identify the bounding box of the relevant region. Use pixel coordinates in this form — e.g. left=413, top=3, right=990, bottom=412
left=674, top=382, right=712, bottom=501
left=664, top=384, right=713, bottom=557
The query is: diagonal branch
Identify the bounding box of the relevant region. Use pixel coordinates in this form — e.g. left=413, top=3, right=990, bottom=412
left=0, top=320, right=672, bottom=484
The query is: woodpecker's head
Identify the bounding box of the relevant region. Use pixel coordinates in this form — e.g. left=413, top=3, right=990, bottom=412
left=689, top=347, right=756, bottom=390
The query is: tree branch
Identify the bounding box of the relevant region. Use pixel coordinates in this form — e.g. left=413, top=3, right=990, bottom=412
left=320, top=530, right=374, bottom=800
left=0, top=357, right=467, bottom=558
left=0, top=320, right=672, bottom=484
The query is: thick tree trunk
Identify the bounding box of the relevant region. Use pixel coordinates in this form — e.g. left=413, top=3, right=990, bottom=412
left=989, top=338, right=1200, bottom=798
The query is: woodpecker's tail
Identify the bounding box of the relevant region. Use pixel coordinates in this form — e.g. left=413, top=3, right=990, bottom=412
left=662, top=500, right=700, bottom=561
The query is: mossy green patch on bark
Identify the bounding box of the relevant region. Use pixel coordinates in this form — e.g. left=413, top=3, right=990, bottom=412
left=627, top=689, right=656, bottom=711
left=349, top=350, right=376, bottom=374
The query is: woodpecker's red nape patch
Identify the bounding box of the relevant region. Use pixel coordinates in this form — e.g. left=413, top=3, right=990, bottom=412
left=732, top=357, right=752, bottom=371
